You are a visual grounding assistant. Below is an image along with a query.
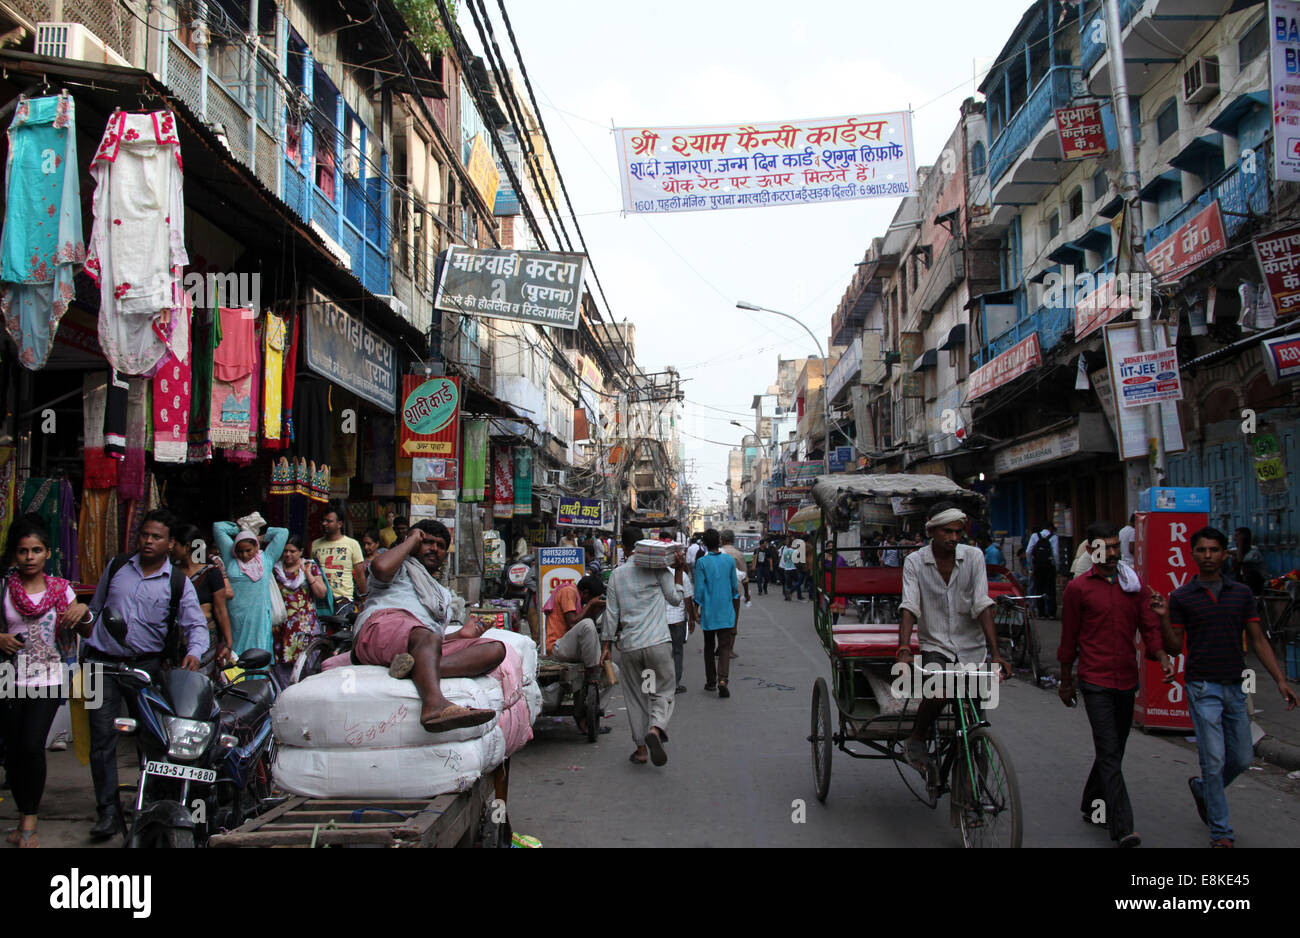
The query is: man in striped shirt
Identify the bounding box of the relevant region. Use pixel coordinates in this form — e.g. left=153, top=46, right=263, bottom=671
left=1155, top=526, right=1297, bottom=847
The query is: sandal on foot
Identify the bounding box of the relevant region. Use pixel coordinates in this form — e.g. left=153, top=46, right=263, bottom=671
left=645, top=730, right=668, bottom=767
left=421, top=704, right=495, bottom=733
left=629, top=751, right=648, bottom=764
left=10, top=829, right=37, bottom=848
left=388, top=653, right=416, bottom=679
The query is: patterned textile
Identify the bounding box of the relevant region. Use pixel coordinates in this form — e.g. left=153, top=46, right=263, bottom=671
left=152, top=298, right=191, bottom=463
left=263, top=312, right=285, bottom=444
left=210, top=307, right=254, bottom=445
left=118, top=376, right=149, bottom=501
left=272, top=566, right=320, bottom=665
left=187, top=308, right=214, bottom=462
left=78, top=489, right=115, bottom=586
left=0, top=93, right=84, bottom=370
left=0, top=446, right=15, bottom=556
left=82, top=372, right=118, bottom=488
left=85, top=110, right=189, bottom=376
left=223, top=318, right=260, bottom=466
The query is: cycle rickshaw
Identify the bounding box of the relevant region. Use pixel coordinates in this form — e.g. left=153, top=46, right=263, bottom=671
left=806, top=473, right=1023, bottom=847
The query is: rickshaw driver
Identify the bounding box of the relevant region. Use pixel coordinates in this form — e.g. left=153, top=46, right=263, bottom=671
left=896, top=503, right=1010, bottom=772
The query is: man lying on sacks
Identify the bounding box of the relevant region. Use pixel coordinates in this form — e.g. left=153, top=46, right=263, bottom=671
left=323, top=519, right=503, bottom=732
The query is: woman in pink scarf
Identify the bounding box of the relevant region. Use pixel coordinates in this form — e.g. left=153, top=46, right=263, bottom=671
left=1, top=519, right=90, bottom=847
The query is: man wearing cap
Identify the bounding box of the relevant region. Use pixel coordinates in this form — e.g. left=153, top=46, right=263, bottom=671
left=897, top=502, right=1008, bottom=772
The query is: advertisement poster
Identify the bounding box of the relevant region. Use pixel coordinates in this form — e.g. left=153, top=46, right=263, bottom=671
left=1271, top=0, right=1300, bottom=183
left=1260, top=332, right=1300, bottom=384
left=1102, top=323, right=1186, bottom=459
left=492, top=448, right=514, bottom=519
left=411, top=458, right=459, bottom=547
left=1054, top=103, right=1108, bottom=159
left=399, top=375, right=460, bottom=457
left=513, top=445, right=533, bottom=515
left=435, top=246, right=587, bottom=330
left=1116, top=347, right=1183, bottom=408
left=538, top=547, right=586, bottom=651
left=557, top=497, right=604, bottom=528
left=614, top=111, right=917, bottom=214
left=1253, top=225, right=1300, bottom=317
left=1253, top=429, right=1289, bottom=495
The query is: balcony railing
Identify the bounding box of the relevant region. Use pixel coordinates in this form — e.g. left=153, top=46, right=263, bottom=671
left=1144, top=145, right=1272, bottom=250
left=1079, top=0, right=1143, bottom=75
left=989, top=66, right=1078, bottom=184
left=972, top=302, right=1070, bottom=369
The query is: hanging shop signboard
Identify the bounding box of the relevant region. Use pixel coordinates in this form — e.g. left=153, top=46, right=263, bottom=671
left=538, top=547, right=586, bottom=649
left=399, top=374, right=461, bottom=457
left=1253, top=428, right=1289, bottom=495
left=1270, top=0, right=1300, bottom=184
left=1102, top=323, right=1186, bottom=460
left=304, top=287, right=397, bottom=411
left=1116, top=346, right=1183, bottom=408
left=492, top=448, right=514, bottom=519
left=967, top=333, right=1041, bottom=402
left=435, top=246, right=587, bottom=331
left=557, top=496, right=604, bottom=528
left=1253, top=225, right=1300, bottom=318
left=1054, top=103, right=1107, bottom=160
left=1146, top=201, right=1227, bottom=285
left=1260, top=332, right=1300, bottom=384
left=613, top=111, right=917, bottom=215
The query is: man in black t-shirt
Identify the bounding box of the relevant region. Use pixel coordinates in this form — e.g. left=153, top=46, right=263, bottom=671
left=1154, top=527, right=1297, bottom=847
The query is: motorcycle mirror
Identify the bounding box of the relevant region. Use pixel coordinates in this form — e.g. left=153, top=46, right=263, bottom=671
left=236, top=648, right=272, bottom=671
left=101, top=608, right=129, bottom=646
left=118, top=668, right=152, bottom=691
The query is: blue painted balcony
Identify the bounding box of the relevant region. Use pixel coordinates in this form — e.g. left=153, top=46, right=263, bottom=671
left=1079, top=0, right=1143, bottom=75
left=972, top=302, right=1070, bottom=369
left=1145, top=148, right=1272, bottom=250
left=989, top=66, right=1076, bottom=185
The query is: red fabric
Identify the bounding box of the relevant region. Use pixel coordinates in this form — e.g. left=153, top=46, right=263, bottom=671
left=213, top=307, right=255, bottom=383
left=830, top=623, right=918, bottom=659
left=1057, top=567, right=1165, bottom=690
left=273, top=311, right=300, bottom=451
left=83, top=448, right=118, bottom=489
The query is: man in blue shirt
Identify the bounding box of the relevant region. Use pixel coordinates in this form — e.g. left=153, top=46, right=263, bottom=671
left=82, top=509, right=208, bottom=840
left=981, top=534, right=1006, bottom=568
left=694, top=528, right=740, bottom=697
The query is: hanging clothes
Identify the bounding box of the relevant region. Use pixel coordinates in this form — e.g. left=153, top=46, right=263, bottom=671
left=0, top=446, right=15, bottom=555
left=20, top=477, right=63, bottom=575
left=78, top=489, right=115, bottom=586
left=461, top=420, right=488, bottom=501
left=82, top=372, right=118, bottom=489
left=84, top=110, right=189, bottom=376
left=263, top=312, right=286, bottom=445
left=330, top=389, right=358, bottom=484
left=210, top=306, right=254, bottom=445
left=58, top=477, right=78, bottom=582
left=280, top=311, right=300, bottom=446
left=224, top=317, right=261, bottom=466
left=117, top=376, right=149, bottom=501
left=288, top=376, right=330, bottom=502
left=187, top=307, right=214, bottom=463
left=104, top=368, right=128, bottom=459
left=0, top=93, right=84, bottom=370
left=152, top=295, right=192, bottom=463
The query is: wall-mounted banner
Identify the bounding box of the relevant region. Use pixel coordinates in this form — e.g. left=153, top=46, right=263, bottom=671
left=435, top=246, right=588, bottom=330
left=538, top=547, right=586, bottom=651
left=967, top=333, right=1042, bottom=402
left=466, top=133, right=500, bottom=209
left=513, top=445, right=533, bottom=515
left=461, top=419, right=488, bottom=502
left=1116, top=346, right=1183, bottom=408
left=557, top=496, right=604, bottom=528
left=1102, top=323, right=1186, bottom=459
left=1147, top=201, right=1227, bottom=284
left=399, top=375, right=460, bottom=457
left=1261, top=332, right=1300, bottom=384
left=303, top=287, right=396, bottom=411
left=1271, top=0, right=1300, bottom=183
left=1253, top=225, right=1300, bottom=318
left=1054, top=104, right=1107, bottom=159
left=492, top=448, right=514, bottom=519
left=614, top=111, right=917, bottom=215
left=828, top=446, right=855, bottom=472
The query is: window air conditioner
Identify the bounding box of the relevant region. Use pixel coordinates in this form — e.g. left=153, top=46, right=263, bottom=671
left=1183, top=56, right=1220, bottom=106
left=37, top=23, right=130, bottom=68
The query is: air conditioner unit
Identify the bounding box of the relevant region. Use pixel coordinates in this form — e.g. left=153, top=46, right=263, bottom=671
left=37, top=23, right=130, bottom=68
left=374, top=294, right=410, bottom=322
left=545, top=469, right=567, bottom=487
left=1183, top=56, right=1220, bottom=105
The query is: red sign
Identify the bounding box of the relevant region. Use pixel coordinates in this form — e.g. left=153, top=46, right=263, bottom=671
left=1253, top=225, right=1300, bottom=318
left=1147, top=201, right=1227, bottom=284
left=1132, top=510, right=1206, bottom=731
left=967, top=333, right=1042, bottom=402
left=1261, top=333, right=1300, bottom=384
left=1075, top=273, right=1140, bottom=341
left=1054, top=104, right=1108, bottom=159
left=492, top=447, right=514, bottom=518
left=398, top=374, right=461, bottom=457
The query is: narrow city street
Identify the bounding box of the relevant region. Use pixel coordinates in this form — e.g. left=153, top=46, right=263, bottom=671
left=510, top=587, right=1300, bottom=848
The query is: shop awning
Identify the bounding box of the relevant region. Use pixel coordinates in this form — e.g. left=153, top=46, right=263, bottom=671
left=1209, top=91, right=1268, bottom=135
left=1047, top=242, right=1086, bottom=266
left=1139, top=169, right=1182, bottom=201
left=1169, top=133, right=1225, bottom=172
left=1072, top=224, right=1113, bottom=252
left=910, top=348, right=938, bottom=372
left=938, top=323, right=967, bottom=350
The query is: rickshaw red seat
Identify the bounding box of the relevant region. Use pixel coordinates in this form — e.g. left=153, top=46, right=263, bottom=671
left=823, top=567, right=903, bottom=597
left=830, top=623, right=917, bottom=658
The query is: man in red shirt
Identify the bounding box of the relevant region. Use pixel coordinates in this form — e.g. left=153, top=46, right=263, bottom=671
left=1058, top=520, right=1175, bottom=848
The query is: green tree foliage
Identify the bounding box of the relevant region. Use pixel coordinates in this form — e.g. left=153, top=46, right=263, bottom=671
left=393, top=0, right=456, bottom=54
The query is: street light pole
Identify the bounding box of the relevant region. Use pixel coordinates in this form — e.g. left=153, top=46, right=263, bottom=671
left=737, top=301, right=832, bottom=471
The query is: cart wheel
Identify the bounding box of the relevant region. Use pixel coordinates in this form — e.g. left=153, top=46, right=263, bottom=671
left=955, top=727, right=1022, bottom=848
left=585, top=685, right=600, bottom=743
left=1023, top=617, right=1042, bottom=686
left=810, top=677, right=832, bottom=803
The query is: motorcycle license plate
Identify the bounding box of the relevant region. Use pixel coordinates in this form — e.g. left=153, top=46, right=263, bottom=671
left=144, top=761, right=216, bottom=784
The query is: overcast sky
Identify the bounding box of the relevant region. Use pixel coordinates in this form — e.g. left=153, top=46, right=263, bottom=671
left=466, top=1, right=1037, bottom=504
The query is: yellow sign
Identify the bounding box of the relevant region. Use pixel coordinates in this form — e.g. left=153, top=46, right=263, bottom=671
left=577, top=354, right=603, bottom=390
left=467, top=134, right=500, bottom=208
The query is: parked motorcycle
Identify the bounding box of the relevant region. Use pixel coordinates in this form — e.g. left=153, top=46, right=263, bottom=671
left=99, top=609, right=281, bottom=847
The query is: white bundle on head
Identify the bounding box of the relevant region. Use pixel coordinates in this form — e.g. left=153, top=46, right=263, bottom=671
left=925, top=508, right=968, bottom=531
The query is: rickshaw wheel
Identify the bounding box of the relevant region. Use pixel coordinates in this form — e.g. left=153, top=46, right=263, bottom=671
left=584, top=685, right=600, bottom=743
left=811, top=677, right=832, bottom=803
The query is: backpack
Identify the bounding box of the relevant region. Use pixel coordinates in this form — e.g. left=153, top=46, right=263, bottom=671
left=1031, top=536, right=1055, bottom=570
left=105, top=553, right=188, bottom=665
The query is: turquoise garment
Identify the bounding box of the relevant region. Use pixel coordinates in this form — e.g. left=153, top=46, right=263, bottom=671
left=214, top=522, right=288, bottom=655
left=1, top=94, right=84, bottom=369
left=693, top=551, right=739, bottom=632
left=984, top=544, right=1005, bottom=567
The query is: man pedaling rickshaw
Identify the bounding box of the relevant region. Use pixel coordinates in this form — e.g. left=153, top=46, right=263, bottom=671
left=895, top=502, right=1011, bottom=772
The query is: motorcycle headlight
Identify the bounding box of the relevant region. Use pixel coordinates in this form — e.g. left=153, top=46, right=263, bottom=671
left=163, top=717, right=214, bottom=760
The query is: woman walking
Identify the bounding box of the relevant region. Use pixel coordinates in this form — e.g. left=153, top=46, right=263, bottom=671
left=172, top=523, right=234, bottom=665
left=272, top=535, right=328, bottom=683
left=1, top=519, right=90, bottom=848
left=213, top=520, right=288, bottom=657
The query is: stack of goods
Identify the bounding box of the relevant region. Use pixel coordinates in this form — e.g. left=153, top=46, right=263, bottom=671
left=272, top=628, right=541, bottom=799
left=632, top=539, right=675, bottom=568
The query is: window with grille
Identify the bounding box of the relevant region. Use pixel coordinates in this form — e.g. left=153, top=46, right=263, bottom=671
left=1156, top=99, right=1178, bottom=144
left=1068, top=187, right=1083, bottom=221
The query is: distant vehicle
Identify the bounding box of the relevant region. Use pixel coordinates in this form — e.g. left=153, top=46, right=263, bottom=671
left=732, top=521, right=764, bottom=567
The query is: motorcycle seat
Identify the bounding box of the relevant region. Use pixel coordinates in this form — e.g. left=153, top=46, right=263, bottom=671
left=219, top=678, right=275, bottom=727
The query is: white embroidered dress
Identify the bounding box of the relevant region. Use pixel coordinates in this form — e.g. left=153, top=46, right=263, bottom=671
left=85, top=110, right=189, bottom=376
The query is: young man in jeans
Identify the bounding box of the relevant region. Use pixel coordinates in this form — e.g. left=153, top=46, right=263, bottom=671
left=1155, top=527, right=1297, bottom=847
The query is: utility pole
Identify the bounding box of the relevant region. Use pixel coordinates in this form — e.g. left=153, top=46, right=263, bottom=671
left=1104, top=0, right=1166, bottom=491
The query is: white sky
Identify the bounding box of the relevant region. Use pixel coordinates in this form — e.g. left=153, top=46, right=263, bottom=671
left=466, top=0, right=1038, bottom=499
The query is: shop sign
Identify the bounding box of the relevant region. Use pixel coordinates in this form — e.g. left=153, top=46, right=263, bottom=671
left=1146, top=201, right=1227, bottom=284
left=1253, top=430, right=1289, bottom=495
left=399, top=375, right=460, bottom=456
left=967, top=333, right=1041, bottom=402
left=1075, top=271, right=1140, bottom=341
left=1116, top=347, right=1183, bottom=408
left=304, top=288, right=397, bottom=411
left=577, top=354, right=603, bottom=390
left=1270, top=0, right=1300, bottom=184
left=492, top=448, right=514, bottom=518
left=828, top=445, right=855, bottom=472
left=1260, top=333, right=1300, bottom=384
left=557, top=497, right=604, bottom=528
left=1102, top=323, right=1186, bottom=460
left=466, top=133, right=500, bottom=208
left=538, top=547, right=585, bottom=651
left=993, top=424, right=1082, bottom=475
left=435, top=246, right=587, bottom=330
left=1054, top=103, right=1107, bottom=159
left=1253, top=225, right=1300, bottom=317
